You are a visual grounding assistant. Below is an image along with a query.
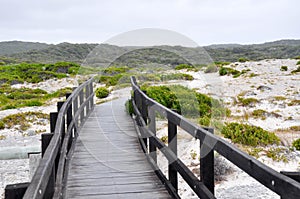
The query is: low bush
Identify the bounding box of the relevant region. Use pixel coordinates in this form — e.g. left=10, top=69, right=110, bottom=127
left=280, top=66, right=288, bottom=71
left=221, top=122, right=280, bottom=146
left=125, top=99, right=134, bottom=115
left=95, top=87, right=109, bottom=98
left=175, top=64, right=195, bottom=70
left=238, top=57, right=249, bottom=62
left=204, top=64, right=218, bottom=73
left=291, top=66, right=300, bottom=73
left=292, top=138, right=300, bottom=150
left=219, top=67, right=241, bottom=78
left=237, top=96, right=258, bottom=106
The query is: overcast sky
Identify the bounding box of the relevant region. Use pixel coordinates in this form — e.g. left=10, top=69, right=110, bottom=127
left=0, top=0, right=299, bottom=46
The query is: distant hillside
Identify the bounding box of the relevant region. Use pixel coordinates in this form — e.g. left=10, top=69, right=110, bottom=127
left=1, top=39, right=300, bottom=65
left=10, top=42, right=98, bottom=63
left=0, top=41, right=50, bottom=55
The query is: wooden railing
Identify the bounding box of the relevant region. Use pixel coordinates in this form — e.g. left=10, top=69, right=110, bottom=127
left=130, top=76, right=300, bottom=199
left=20, top=78, right=94, bottom=199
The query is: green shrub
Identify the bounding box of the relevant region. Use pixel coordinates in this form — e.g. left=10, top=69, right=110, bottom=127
left=238, top=97, right=258, bottom=106
left=221, top=122, right=280, bottom=146
left=252, top=109, right=267, bottom=119
left=199, top=116, right=210, bottom=126
left=219, top=67, right=241, bottom=77
left=175, top=64, right=195, bottom=70
left=95, top=87, right=109, bottom=98
left=125, top=99, right=134, bottom=116
left=292, top=138, right=300, bottom=150
left=280, top=66, right=288, bottom=71
left=0, top=120, right=5, bottom=129
left=238, top=57, right=249, bottom=62
left=291, top=66, right=300, bottom=73
left=297, top=61, right=300, bottom=65
left=204, top=64, right=218, bottom=73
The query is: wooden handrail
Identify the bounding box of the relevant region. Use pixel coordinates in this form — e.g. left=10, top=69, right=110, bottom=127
left=130, top=76, right=300, bottom=199
left=23, top=78, right=94, bottom=199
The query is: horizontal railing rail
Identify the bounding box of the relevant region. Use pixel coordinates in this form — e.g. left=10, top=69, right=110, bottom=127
left=130, top=76, right=300, bottom=199
left=22, top=78, right=94, bottom=199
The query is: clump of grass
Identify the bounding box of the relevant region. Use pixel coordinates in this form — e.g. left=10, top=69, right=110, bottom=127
left=237, top=96, right=258, bottom=106
left=252, top=109, right=267, bottom=120
left=0, top=111, right=49, bottom=131
left=0, top=135, right=6, bottom=140
left=287, top=99, right=300, bottom=106
left=274, top=96, right=286, bottom=101
left=280, top=66, right=288, bottom=71
left=291, top=66, right=300, bottom=73
left=160, top=135, right=168, bottom=144
left=175, top=64, right=195, bottom=70
left=247, top=147, right=263, bottom=158
left=266, top=147, right=288, bottom=162
left=190, top=150, right=197, bottom=160
left=238, top=57, right=249, bottom=62
left=221, top=122, right=280, bottom=146
left=204, top=64, right=218, bottom=73
left=95, top=87, right=109, bottom=98
left=290, top=126, right=300, bottom=131
left=219, top=67, right=242, bottom=78
left=293, top=138, right=300, bottom=150
left=125, top=99, right=134, bottom=116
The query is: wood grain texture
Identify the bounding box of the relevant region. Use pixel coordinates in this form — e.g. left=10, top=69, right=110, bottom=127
left=65, top=97, right=171, bottom=198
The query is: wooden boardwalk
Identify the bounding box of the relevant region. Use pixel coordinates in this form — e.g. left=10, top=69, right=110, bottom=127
left=65, top=97, right=171, bottom=199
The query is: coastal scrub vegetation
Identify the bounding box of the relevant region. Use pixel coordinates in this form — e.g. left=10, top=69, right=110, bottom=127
left=95, top=87, right=110, bottom=98
left=0, top=62, right=80, bottom=85
left=221, top=122, right=280, bottom=146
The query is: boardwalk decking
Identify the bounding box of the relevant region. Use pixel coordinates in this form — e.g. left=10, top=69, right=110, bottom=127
left=65, top=97, right=171, bottom=199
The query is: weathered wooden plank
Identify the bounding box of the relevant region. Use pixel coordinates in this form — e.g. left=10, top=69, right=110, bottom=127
left=65, top=97, right=171, bottom=198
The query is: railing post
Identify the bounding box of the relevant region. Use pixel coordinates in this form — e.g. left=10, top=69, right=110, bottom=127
left=168, top=119, right=178, bottom=192
left=79, top=90, right=84, bottom=125
left=149, top=106, right=157, bottom=163
left=141, top=97, right=148, bottom=151
left=42, top=133, right=55, bottom=199
left=280, top=171, right=300, bottom=199
left=66, top=93, right=73, bottom=151
left=89, top=81, right=94, bottom=109
left=50, top=112, right=58, bottom=133
left=5, top=182, right=29, bottom=199
left=85, top=85, right=89, bottom=116
left=72, top=87, right=78, bottom=135
left=200, top=128, right=215, bottom=195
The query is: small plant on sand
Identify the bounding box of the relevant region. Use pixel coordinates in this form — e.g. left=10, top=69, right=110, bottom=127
left=0, top=135, right=6, bottom=140
left=95, top=87, right=109, bottom=98
left=175, top=64, right=195, bottom=70
left=266, top=147, right=288, bottom=162
left=190, top=150, right=197, bottom=160
left=238, top=57, right=249, bottom=62
left=252, top=109, right=267, bottom=120
left=237, top=96, right=258, bottom=106
left=221, top=122, right=280, bottom=146
left=280, top=66, right=288, bottom=71
left=292, top=138, right=300, bottom=150
left=291, top=66, right=300, bottom=73
left=125, top=99, right=134, bottom=116
left=160, top=135, right=168, bottom=144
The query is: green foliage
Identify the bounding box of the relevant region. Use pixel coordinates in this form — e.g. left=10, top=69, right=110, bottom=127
left=238, top=57, right=249, bottom=62
left=0, top=111, right=49, bottom=131
left=290, top=126, right=300, bottom=131
left=266, top=147, right=288, bottom=162
left=204, top=64, right=218, bottom=73
left=292, top=138, right=300, bottom=150
left=252, top=109, right=267, bottom=119
left=95, top=87, right=109, bottom=98
left=219, top=67, right=242, bottom=77
left=175, top=64, right=195, bottom=70
left=221, top=122, right=280, bottom=146
left=0, top=62, right=79, bottom=85
left=0, top=120, right=5, bottom=129
left=160, top=136, right=168, bottom=144
left=237, top=96, right=258, bottom=106
left=280, top=66, right=288, bottom=71
left=291, top=66, right=300, bottom=73
left=214, top=61, right=231, bottom=67
left=125, top=99, right=134, bottom=116
left=297, top=61, right=300, bottom=65
left=142, top=84, right=228, bottom=129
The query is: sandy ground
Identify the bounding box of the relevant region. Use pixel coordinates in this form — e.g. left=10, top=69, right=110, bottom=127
left=0, top=59, right=300, bottom=198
